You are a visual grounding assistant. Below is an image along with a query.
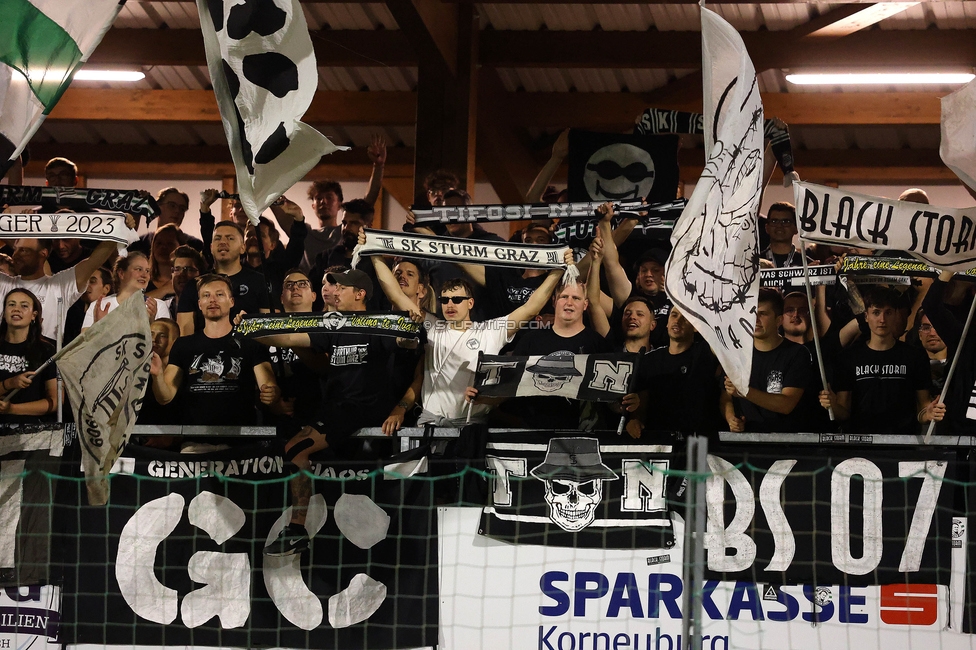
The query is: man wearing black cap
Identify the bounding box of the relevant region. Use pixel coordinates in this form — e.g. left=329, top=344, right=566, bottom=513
left=255, top=268, right=418, bottom=556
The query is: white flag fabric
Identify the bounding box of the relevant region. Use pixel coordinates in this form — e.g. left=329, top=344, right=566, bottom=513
left=0, top=0, right=123, bottom=178
left=197, top=0, right=347, bottom=225
left=56, top=292, right=152, bottom=505
left=664, top=7, right=764, bottom=393
left=941, top=79, right=976, bottom=194
left=794, top=180, right=976, bottom=272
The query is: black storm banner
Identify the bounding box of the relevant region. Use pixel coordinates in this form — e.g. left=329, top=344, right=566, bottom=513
left=567, top=130, right=680, bottom=204
left=56, top=443, right=437, bottom=649
left=479, top=434, right=678, bottom=549
left=704, top=446, right=957, bottom=587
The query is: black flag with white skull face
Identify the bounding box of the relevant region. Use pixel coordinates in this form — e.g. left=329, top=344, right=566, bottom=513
left=566, top=130, right=680, bottom=204
left=197, top=0, right=347, bottom=224
left=479, top=434, right=678, bottom=549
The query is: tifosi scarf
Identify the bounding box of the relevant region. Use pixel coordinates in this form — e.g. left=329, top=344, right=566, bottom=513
left=352, top=229, right=580, bottom=284
left=0, top=185, right=159, bottom=220
left=411, top=199, right=648, bottom=225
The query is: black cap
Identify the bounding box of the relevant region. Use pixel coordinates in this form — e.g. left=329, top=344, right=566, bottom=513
left=326, top=269, right=373, bottom=300
left=637, top=247, right=669, bottom=267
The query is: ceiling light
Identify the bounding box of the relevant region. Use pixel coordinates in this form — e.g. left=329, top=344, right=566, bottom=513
left=73, top=70, right=145, bottom=82
left=786, top=72, right=974, bottom=86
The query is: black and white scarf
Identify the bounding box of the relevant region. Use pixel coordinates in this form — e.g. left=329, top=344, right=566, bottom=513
left=352, top=229, right=580, bottom=284
left=0, top=185, right=159, bottom=220
left=410, top=199, right=648, bottom=225
left=0, top=212, right=136, bottom=246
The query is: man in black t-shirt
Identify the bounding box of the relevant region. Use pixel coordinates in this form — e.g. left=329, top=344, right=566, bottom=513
left=151, top=275, right=279, bottom=430
left=637, top=307, right=721, bottom=436
left=721, top=289, right=812, bottom=433
left=821, top=288, right=944, bottom=434
left=496, top=281, right=615, bottom=430
left=177, top=221, right=269, bottom=335
left=257, top=269, right=416, bottom=557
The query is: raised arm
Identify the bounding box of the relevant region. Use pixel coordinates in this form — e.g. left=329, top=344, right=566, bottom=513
left=370, top=255, right=418, bottom=314
left=595, top=203, right=633, bottom=307
left=525, top=129, right=569, bottom=202
left=269, top=196, right=305, bottom=243
left=73, top=239, right=118, bottom=292
left=253, top=361, right=281, bottom=406
left=150, top=354, right=183, bottom=405
left=586, top=237, right=611, bottom=338
left=364, top=134, right=387, bottom=206
left=458, top=263, right=486, bottom=287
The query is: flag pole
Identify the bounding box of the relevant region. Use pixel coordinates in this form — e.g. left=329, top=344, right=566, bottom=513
left=1, top=355, right=57, bottom=403
left=924, top=281, right=976, bottom=443
left=797, top=234, right=835, bottom=422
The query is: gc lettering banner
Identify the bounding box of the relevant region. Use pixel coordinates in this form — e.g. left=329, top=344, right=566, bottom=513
left=704, top=447, right=956, bottom=586
left=56, top=443, right=436, bottom=649
left=794, top=181, right=976, bottom=272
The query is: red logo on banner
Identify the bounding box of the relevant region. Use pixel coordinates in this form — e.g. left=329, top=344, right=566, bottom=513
left=879, top=584, right=938, bottom=626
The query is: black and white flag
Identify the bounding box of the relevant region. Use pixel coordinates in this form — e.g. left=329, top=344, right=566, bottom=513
left=664, top=7, right=763, bottom=394
left=197, top=0, right=347, bottom=224
left=411, top=199, right=649, bottom=225
left=480, top=434, right=676, bottom=549
left=55, top=292, right=152, bottom=505
left=941, top=78, right=976, bottom=194
left=473, top=351, right=639, bottom=402
left=567, top=129, right=680, bottom=204
left=794, top=181, right=976, bottom=272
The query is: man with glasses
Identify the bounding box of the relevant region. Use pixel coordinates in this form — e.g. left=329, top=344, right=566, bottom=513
left=44, top=158, right=77, bottom=188
left=761, top=202, right=808, bottom=268
left=167, top=246, right=206, bottom=314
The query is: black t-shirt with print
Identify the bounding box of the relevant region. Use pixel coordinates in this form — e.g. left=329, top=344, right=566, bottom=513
left=177, top=266, right=270, bottom=319
left=506, top=326, right=613, bottom=430
left=0, top=339, right=57, bottom=424
left=268, top=345, right=322, bottom=429
left=309, top=332, right=399, bottom=408
left=639, top=340, right=721, bottom=433
left=167, top=332, right=271, bottom=425
left=833, top=340, right=932, bottom=435
left=484, top=267, right=552, bottom=320
left=736, top=338, right=812, bottom=433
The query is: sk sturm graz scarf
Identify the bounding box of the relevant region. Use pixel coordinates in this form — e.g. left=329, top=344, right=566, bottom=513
left=410, top=199, right=649, bottom=225
left=634, top=107, right=795, bottom=173
left=352, top=229, right=580, bottom=284
left=0, top=185, right=159, bottom=221
left=235, top=311, right=422, bottom=339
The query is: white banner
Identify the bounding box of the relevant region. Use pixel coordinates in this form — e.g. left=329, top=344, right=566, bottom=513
left=0, top=213, right=136, bottom=246
left=794, top=181, right=976, bottom=272
left=664, top=7, right=763, bottom=393
left=0, top=585, right=60, bottom=650
left=439, top=507, right=970, bottom=650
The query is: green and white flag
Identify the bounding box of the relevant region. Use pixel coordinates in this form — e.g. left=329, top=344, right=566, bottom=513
left=0, top=0, right=124, bottom=177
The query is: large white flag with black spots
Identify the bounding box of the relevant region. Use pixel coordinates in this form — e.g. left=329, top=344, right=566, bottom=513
left=664, top=6, right=763, bottom=394
left=197, top=0, right=347, bottom=224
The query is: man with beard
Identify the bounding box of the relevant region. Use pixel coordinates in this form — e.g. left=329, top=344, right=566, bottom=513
left=176, top=222, right=269, bottom=335
left=152, top=274, right=279, bottom=438
left=917, top=310, right=948, bottom=392
left=721, top=289, right=812, bottom=433
left=586, top=236, right=655, bottom=351
left=2, top=236, right=120, bottom=343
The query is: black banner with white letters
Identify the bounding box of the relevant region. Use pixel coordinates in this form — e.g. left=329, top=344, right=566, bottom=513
left=55, top=443, right=436, bottom=649
left=704, top=446, right=957, bottom=587
left=479, top=433, right=679, bottom=549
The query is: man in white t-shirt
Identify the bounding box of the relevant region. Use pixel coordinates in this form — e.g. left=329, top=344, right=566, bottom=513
left=419, top=267, right=567, bottom=425
left=2, top=238, right=118, bottom=342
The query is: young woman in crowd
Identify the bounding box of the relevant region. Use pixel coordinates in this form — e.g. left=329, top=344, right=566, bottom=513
left=147, top=223, right=181, bottom=300
left=0, top=288, right=57, bottom=423
left=82, top=251, right=170, bottom=331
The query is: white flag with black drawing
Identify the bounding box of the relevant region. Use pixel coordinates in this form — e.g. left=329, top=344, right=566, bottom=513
left=664, top=7, right=763, bottom=394
left=56, top=292, right=152, bottom=506
left=941, top=78, right=976, bottom=194
left=197, top=0, right=347, bottom=224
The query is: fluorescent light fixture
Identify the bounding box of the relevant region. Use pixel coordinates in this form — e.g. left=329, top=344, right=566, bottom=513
left=73, top=70, right=145, bottom=82
left=786, top=72, right=975, bottom=86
